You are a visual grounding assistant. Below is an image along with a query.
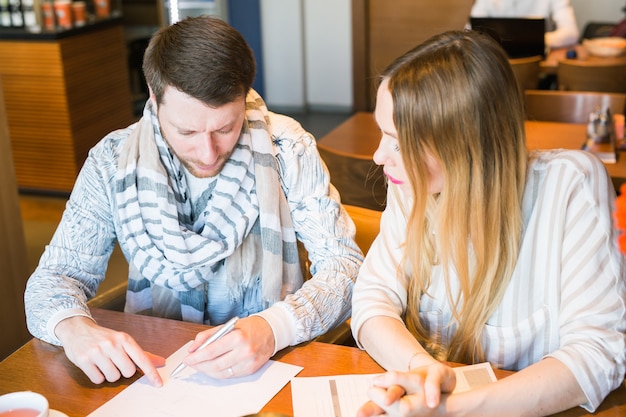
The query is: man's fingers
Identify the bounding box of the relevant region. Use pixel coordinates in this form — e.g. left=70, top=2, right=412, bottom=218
left=125, top=344, right=163, bottom=387
left=145, top=351, right=166, bottom=367
left=81, top=363, right=107, bottom=384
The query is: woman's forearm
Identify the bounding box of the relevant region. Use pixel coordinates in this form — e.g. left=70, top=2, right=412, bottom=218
left=447, top=357, right=587, bottom=417
left=358, top=315, right=435, bottom=371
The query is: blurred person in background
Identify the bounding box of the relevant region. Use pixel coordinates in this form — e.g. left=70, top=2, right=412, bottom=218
left=470, top=0, right=580, bottom=49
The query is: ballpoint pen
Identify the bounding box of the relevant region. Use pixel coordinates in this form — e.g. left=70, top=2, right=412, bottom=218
left=169, top=315, right=239, bottom=379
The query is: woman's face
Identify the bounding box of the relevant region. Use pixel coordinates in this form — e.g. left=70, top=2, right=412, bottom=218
left=373, top=79, right=444, bottom=194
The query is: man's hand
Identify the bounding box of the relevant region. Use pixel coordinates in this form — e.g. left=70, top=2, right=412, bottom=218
left=55, top=316, right=165, bottom=386
left=181, top=315, right=275, bottom=378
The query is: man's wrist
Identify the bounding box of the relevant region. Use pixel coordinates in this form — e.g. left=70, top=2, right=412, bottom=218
left=254, top=304, right=296, bottom=355
left=53, top=314, right=96, bottom=344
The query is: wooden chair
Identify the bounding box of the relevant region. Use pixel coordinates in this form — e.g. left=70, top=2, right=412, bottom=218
left=509, top=55, right=542, bottom=91
left=317, top=146, right=387, bottom=211
left=579, top=21, right=617, bottom=42
left=524, top=89, right=626, bottom=124
left=343, top=204, right=382, bottom=254
left=557, top=59, right=626, bottom=93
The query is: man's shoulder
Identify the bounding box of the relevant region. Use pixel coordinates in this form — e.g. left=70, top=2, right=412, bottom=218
left=88, top=122, right=139, bottom=161
left=268, top=112, right=312, bottom=141
left=267, top=112, right=316, bottom=158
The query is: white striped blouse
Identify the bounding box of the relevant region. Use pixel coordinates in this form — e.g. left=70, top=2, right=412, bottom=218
left=351, top=149, right=626, bottom=412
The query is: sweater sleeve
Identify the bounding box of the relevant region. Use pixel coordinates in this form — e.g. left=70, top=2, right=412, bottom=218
left=256, top=112, right=364, bottom=350
left=24, top=134, right=122, bottom=345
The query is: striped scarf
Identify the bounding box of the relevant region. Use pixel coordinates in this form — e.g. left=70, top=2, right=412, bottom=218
left=114, top=90, right=302, bottom=323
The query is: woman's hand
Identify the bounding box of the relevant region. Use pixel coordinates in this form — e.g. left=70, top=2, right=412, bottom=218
left=357, top=362, right=456, bottom=417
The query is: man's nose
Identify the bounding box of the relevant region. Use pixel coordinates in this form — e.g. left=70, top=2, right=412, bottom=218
left=197, top=135, right=219, bottom=164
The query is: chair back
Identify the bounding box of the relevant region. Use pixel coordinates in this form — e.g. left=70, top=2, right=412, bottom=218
left=343, top=204, right=382, bottom=255
left=580, top=21, right=617, bottom=42
left=509, top=55, right=542, bottom=90
left=557, top=59, right=626, bottom=93
left=524, top=89, right=626, bottom=124
left=318, top=147, right=387, bottom=211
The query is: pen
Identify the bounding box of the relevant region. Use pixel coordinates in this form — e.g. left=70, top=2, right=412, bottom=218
left=169, top=316, right=239, bottom=379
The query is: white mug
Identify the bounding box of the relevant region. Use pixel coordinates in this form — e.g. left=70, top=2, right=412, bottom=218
left=0, top=391, right=49, bottom=417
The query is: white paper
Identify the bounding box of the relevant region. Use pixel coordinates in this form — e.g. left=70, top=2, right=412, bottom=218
left=451, top=362, right=497, bottom=393
left=291, top=362, right=497, bottom=417
left=292, top=373, right=380, bottom=417
left=88, top=342, right=302, bottom=417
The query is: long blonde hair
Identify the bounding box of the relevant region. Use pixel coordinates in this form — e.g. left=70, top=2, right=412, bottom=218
left=383, top=31, right=528, bottom=363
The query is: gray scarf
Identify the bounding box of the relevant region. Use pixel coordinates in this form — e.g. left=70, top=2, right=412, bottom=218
left=114, top=90, right=302, bottom=323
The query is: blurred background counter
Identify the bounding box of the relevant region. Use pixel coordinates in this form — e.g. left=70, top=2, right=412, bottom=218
left=0, top=17, right=134, bottom=193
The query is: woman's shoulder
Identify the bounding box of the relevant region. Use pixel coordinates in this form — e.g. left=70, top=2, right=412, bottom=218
left=527, top=149, right=614, bottom=203
left=529, top=149, right=608, bottom=178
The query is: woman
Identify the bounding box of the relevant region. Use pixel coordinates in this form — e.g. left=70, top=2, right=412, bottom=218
left=351, top=30, right=625, bottom=416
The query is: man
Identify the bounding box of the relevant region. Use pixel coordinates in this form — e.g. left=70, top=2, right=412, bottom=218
left=24, top=16, right=363, bottom=387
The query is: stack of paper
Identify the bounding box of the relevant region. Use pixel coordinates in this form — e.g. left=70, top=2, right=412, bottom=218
left=291, top=362, right=497, bottom=417
left=87, top=342, right=302, bottom=417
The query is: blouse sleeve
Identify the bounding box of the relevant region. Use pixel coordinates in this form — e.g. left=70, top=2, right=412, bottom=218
left=541, top=151, right=626, bottom=411
left=350, top=185, right=411, bottom=348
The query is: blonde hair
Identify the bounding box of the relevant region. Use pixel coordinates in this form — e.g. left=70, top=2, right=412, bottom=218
left=382, top=30, right=528, bottom=363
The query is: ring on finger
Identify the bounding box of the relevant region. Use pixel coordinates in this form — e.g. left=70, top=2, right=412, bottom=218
left=228, top=367, right=234, bottom=377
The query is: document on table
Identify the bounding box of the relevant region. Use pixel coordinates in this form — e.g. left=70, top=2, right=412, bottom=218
left=291, top=362, right=496, bottom=417
left=88, top=342, right=303, bottom=417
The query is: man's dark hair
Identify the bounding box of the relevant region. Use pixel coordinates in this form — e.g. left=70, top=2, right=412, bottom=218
left=143, top=16, right=256, bottom=106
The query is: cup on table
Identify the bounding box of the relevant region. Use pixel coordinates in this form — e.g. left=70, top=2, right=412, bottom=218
left=71, top=1, right=86, bottom=26
left=94, top=0, right=110, bottom=18
left=53, top=0, right=72, bottom=29
left=41, top=2, right=55, bottom=30
left=614, top=113, right=625, bottom=140
left=0, top=391, right=49, bottom=417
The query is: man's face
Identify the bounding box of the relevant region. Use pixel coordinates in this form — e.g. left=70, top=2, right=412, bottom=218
left=152, top=86, right=246, bottom=178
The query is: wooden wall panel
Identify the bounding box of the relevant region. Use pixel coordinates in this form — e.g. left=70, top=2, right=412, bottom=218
left=0, top=23, right=133, bottom=193
left=0, top=42, right=63, bottom=77
left=353, top=0, right=474, bottom=110
left=61, top=25, right=135, bottom=170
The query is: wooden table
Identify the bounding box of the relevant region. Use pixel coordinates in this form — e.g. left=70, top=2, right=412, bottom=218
left=541, top=45, right=626, bottom=75
left=0, top=308, right=624, bottom=416
left=318, top=112, right=626, bottom=194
